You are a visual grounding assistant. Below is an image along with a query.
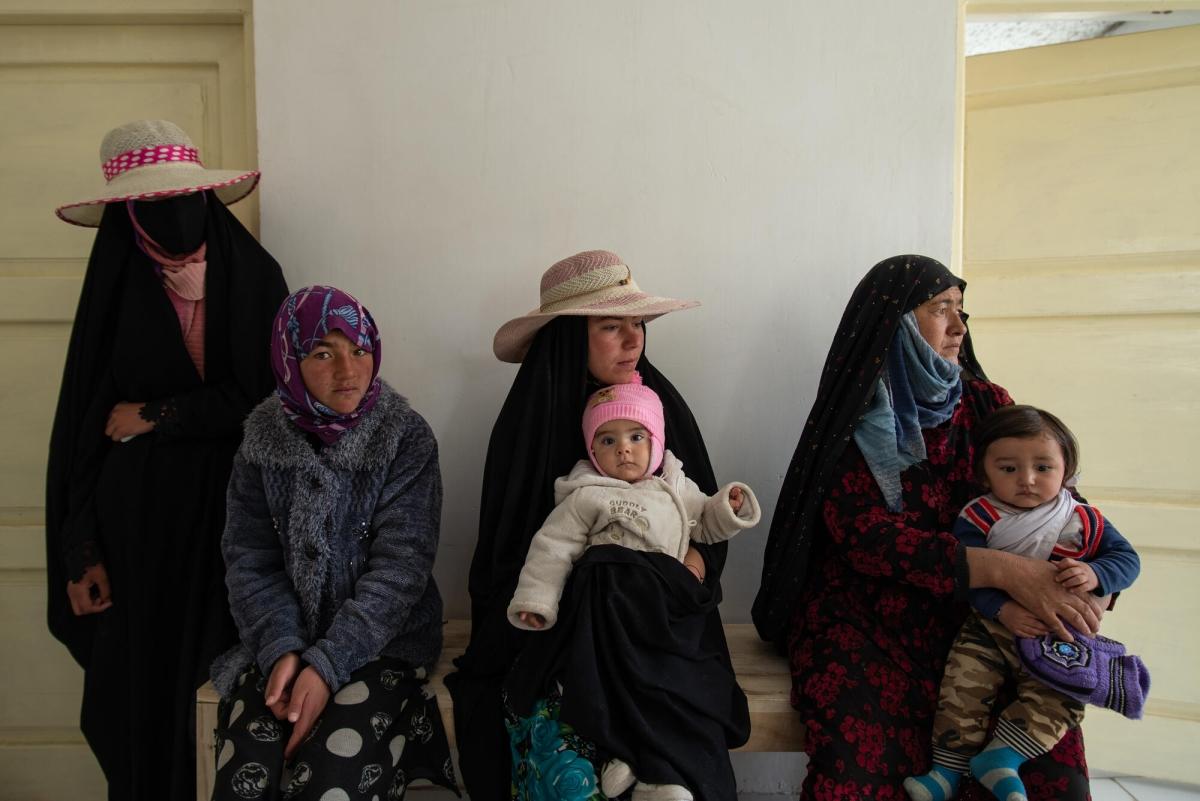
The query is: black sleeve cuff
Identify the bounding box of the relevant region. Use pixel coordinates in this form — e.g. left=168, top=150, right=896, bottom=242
left=65, top=539, right=104, bottom=583
left=139, top=398, right=183, bottom=438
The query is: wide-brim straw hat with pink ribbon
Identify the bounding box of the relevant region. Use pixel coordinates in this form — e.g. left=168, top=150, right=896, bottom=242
left=493, top=249, right=700, bottom=363
left=55, top=119, right=260, bottom=227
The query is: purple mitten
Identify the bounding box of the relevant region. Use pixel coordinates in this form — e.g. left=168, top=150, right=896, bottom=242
left=1016, top=629, right=1150, bottom=719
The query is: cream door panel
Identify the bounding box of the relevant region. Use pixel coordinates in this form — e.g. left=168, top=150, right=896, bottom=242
left=965, top=24, right=1200, bottom=783
left=970, top=316, right=1198, bottom=493
left=0, top=4, right=255, bottom=799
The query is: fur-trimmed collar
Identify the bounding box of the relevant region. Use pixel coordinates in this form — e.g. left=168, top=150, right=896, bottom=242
left=240, top=380, right=411, bottom=471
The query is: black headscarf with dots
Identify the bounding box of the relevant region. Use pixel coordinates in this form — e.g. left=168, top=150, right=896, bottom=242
left=751, top=255, right=987, bottom=647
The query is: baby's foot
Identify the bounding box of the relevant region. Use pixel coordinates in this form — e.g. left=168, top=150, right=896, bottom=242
left=600, top=759, right=636, bottom=798
left=631, top=782, right=693, bottom=801
left=969, top=742, right=1028, bottom=801
left=903, top=765, right=962, bottom=801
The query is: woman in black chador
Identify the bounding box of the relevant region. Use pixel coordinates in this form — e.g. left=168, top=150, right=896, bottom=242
left=46, top=119, right=287, bottom=800
left=448, top=250, right=749, bottom=801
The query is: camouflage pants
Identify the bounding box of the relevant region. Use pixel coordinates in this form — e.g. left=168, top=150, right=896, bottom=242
left=931, top=611, right=1085, bottom=772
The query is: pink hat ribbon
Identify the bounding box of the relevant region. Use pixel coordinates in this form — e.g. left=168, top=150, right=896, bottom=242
left=103, top=144, right=202, bottom=182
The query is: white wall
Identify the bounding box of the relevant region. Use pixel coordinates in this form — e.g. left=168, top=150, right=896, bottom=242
left=253, top=0, right=958, bottom=624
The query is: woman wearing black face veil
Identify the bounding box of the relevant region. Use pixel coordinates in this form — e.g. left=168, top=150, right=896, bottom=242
left=447, top=250, right=748, bottom=801
left=47, top=120, right=287, bottom=800
left=751, top=256, right=1100, bottom=800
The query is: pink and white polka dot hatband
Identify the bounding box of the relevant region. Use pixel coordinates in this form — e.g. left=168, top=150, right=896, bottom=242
left=102, top=144, right=202, bottom=181
left=55, top=119, right=260, bottom=228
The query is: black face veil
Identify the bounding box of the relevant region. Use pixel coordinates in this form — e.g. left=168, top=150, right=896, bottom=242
left=751, top=254, right=987, bottom=647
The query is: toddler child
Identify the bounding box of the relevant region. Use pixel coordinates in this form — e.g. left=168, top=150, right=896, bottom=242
left=905, top=405, right=1149, bottom=801
left=508, top=374, right=761, bottom=801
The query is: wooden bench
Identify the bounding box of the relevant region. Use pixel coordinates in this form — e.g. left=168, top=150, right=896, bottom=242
left=196, top=620, right=802, bottom=800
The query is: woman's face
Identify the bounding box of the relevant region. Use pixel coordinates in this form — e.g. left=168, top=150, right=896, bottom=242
left=913, top=286, right=967, bottom=363
left=299, top=329, right=374, bottom=414
left=587, top=316, right=645, bottom=385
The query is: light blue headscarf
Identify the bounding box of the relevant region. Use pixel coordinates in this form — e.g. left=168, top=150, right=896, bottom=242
left=853, top=312, right=962, bottom=511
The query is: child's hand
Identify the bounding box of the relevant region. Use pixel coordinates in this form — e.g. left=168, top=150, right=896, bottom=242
left=997, top=601, right=1051, bottom=638
left=729, top=486, right=744, bottom=513
left=518, top=611, right=546, bottom=630
left=265, top=652, right=301, bottom=719
left=1054, top=558, right=1099, bottom=593
left=284, top=666, right=331, bottom=760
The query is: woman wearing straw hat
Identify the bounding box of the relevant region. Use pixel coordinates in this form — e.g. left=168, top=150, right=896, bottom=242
left=45, top=119, right=287, bottom=800
left=447, top=250, right=744, bottom=801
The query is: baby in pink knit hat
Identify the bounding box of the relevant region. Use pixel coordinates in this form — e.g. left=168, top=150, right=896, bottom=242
left=508, top=373, right=760, bottom=801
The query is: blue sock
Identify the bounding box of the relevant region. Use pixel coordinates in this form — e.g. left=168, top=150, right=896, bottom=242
left=969, top=742, right=1028, bottom=801
left=903, top=765, right=962, bottom=801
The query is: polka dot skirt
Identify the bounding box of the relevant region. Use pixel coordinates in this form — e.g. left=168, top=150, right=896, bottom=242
left=212, top=658, right=458, bottom=800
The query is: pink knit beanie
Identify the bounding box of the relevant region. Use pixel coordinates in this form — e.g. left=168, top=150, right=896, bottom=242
left=582, top=373, right=666, bottom=478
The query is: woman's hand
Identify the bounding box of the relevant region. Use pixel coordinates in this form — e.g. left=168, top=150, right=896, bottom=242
left=1000, top=555, right=1099, bottom=640
left=66, top=563, right=112, bottom=615
left=683, top=546, right=706, bottom=582
left=996, top=601, right=1049, bottom=638
left=105, top=401, right=154, bottom=442
left=284, top=666, right=330, bottom=759
left=265, top=653, right=301, bottom=720
left=1055, top=558, right=1099, bottom=592
left=967, top=548, right=1099, bottom=641
left=1083, top=593, right=1112, bottom=630
left=728, top=486, right=744, bottom=513
left=517, top=611, right=546, bottom=630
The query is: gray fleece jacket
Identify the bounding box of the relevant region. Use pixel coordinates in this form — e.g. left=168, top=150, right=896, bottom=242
left=211, top=382, right=443, bottom=696
left=507, top=451, right=760, bottom=630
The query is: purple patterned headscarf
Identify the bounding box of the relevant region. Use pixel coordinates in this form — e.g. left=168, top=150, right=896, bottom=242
left=271, top=285, right=382, bottom=444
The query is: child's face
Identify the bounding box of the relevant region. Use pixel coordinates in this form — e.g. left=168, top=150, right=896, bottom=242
left=981, top=434, right=1067, bottom=508
left=299, top=329, right=374, bottom=414
left=591, top=419, right=652, bottom=481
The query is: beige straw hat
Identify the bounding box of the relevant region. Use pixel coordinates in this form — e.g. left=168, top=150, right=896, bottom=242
left=493, top=250, right=700, bottom=363
left=55, top=119, right=260, bottom=227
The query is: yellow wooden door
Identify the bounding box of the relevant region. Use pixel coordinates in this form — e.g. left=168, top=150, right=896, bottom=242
left=964, top=24, right=1200, bottom=783
left=0, top=3, right=258, bottom=798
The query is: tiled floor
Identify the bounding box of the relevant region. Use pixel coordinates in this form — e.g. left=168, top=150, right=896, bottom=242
left=414, top=778, right=1200, bottom=800
left=1092, top=777, right=1200, bottom=801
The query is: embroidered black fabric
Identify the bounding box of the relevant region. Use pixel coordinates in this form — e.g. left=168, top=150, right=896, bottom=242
left=65, top=539, right=104, bottom=583
left=138, top=397, right=182, bottom=436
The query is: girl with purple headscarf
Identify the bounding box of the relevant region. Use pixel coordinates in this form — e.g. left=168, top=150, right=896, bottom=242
left=210, top=286, right=458, bottom=800
left=271, top=284, right=384, bottom=442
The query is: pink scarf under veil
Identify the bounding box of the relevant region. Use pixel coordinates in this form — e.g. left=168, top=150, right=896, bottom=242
left=126, top=200, right=206, bottom=377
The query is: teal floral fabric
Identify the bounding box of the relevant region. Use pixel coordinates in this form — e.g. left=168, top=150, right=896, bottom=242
left=505, top=693, right=603, bottom=801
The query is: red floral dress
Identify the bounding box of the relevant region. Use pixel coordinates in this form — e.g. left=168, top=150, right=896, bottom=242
left=788, top=380, right=1090, bottom=800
